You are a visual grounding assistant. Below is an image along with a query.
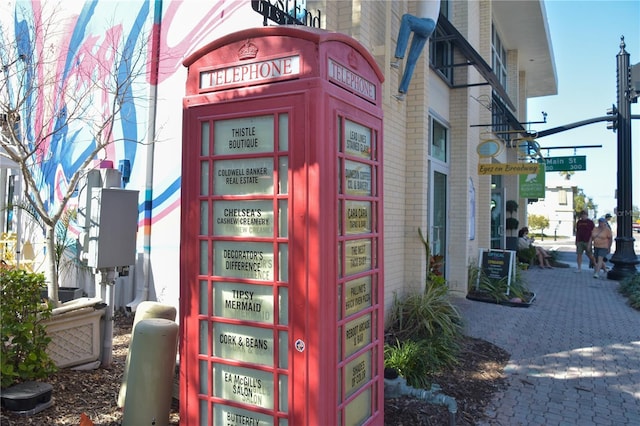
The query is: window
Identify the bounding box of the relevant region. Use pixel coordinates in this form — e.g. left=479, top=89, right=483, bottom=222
left=430, top=26, right=453, bottom=83
left=431, top=118, right=448, bottom=163
left=491, top=96, right=510, bottom=143
left=558, top=188, right=567, bottom=205
left=491, top=25, right=508, bottom=91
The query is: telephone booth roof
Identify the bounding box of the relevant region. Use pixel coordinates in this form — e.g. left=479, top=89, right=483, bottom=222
left=183, top=25, right=384, bottom=102
left=183, top=25, right=384, bottom=84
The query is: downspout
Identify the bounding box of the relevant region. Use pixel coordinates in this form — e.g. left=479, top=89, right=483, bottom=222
left=127, top=0, right=162, bottom=312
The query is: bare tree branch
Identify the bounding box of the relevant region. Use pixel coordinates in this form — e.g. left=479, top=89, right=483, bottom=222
left=1, top=4, right=151, bottom=305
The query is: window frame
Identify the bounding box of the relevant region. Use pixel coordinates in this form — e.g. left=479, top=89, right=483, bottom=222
left=491, top=24, right=508, bottom=91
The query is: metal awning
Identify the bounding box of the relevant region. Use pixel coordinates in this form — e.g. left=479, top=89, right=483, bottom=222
left=435, top=16, right=516, bottom=113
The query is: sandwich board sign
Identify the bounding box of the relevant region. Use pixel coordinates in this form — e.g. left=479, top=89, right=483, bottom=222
left=477, top=249, right=516, bottom=295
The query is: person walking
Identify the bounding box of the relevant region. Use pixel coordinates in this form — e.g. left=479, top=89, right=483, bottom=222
left=601, top=213, right=613, bottom=272
left=575, top=210, right=595, bottom=272
left=590, top=217, right=613, bottom=279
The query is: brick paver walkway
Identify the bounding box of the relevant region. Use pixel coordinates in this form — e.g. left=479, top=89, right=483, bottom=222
left=454, top=265, right=640, bottom=425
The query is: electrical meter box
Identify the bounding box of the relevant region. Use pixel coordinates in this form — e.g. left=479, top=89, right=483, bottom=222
left=87, top=188, right=139, bottom=269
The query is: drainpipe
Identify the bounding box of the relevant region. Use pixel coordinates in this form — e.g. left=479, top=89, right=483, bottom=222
left=384, top=368, right=457, bottom=426
left=100, top=267, right=117, bottom=367
left=127, top=0, right=162, bottom=312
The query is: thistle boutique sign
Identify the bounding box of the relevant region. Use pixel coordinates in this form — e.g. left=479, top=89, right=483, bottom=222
left=252, top=0, right=322, bottom=28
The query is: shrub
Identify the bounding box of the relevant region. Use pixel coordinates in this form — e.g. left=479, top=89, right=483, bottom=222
left=517, top=246, right=537, bottom=265
left=386, top=284, right=462, bottom=342
left=384, top=339, right=433, bottom=388
left=0, top=268, right=57, bottom=388
left=505, top=217, right=519, bottom=232
left=383, top=229, right=462, bottom=387
left=384, top=334, right=459, bottom=389
left=384, top=281, right=462, bottom=384
left=618, top=273, right=640, bottom=310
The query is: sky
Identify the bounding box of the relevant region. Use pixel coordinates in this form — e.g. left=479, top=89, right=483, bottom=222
left=526, top=0, right=640, bottom=218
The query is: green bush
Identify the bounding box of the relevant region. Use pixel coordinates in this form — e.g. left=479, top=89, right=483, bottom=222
left=1, top=268, right=57, bottom=388
left=383, top=229, right=462, bottom=388
left=386, top=284, right=462, bottom=342
left=517, top=246, right=536, bottom=265
left=384, top=282, right=462, bottom=386
left=618, top=273, right=640, bottom=310
left=384, top=339, right=433, bottom=388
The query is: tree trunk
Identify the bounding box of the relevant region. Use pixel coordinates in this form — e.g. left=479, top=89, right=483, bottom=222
left=45, top=224, right=59, bottom=307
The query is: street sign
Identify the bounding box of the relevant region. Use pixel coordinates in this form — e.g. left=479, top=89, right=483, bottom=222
left=543, top=156, right=586, bottom=172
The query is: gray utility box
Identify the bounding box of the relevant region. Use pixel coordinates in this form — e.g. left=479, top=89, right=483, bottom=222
left=87, top=188, right=138, bottom=269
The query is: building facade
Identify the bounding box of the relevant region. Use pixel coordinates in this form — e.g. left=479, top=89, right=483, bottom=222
left=0, top=0, right=556, bottom=311
left=527, top=179, right=579, bottom=238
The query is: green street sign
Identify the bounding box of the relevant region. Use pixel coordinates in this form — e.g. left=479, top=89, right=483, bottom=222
left=543, top=156, right=586, bottom=172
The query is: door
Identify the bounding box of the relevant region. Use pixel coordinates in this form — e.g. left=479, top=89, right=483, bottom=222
left=431, top=169, right=447, bottom=277
left=491, top=187, right=505, bottom=249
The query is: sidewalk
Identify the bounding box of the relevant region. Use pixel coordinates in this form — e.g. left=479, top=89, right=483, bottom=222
left=534, top=232, right=640, bottom=265
left=453, top=264, right=640, bottom=425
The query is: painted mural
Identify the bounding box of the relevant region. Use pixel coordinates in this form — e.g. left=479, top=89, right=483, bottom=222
left=1, top=0, right=262, bottom=306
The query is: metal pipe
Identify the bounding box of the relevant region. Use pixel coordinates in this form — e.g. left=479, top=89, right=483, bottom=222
left=127, top=0, right=162, bottom=312
left=99, top=268, right=117, bottom=367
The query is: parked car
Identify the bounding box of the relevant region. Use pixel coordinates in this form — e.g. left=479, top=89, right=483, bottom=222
left=633, top=222, right=640, bottom=233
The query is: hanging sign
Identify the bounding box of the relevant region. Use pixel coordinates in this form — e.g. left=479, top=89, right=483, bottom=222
left=476, top=139, right=503, bottom=158
left=478, top=162, right=539, bottom=175
left=519, top=163, right=546, bottom=198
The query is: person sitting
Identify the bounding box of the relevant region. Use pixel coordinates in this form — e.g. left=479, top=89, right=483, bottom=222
left=518, top=227, right=553, bottom=268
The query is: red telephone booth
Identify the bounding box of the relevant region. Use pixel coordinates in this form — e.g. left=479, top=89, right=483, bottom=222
left=181, top=26, right=384, bottom=426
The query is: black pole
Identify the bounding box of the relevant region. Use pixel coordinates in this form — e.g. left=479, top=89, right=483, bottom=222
left=608, top=37, right=639, bottom=280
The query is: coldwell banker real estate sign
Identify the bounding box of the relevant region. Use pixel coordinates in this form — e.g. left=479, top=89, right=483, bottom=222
left=519, top=163, right=546, bottom=198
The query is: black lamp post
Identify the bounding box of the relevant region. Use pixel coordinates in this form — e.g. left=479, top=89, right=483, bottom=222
left=608, top=37, right=639, bottom=280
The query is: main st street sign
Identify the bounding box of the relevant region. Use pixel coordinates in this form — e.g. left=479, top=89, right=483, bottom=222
left=543, top=156, right=587, bottom=172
